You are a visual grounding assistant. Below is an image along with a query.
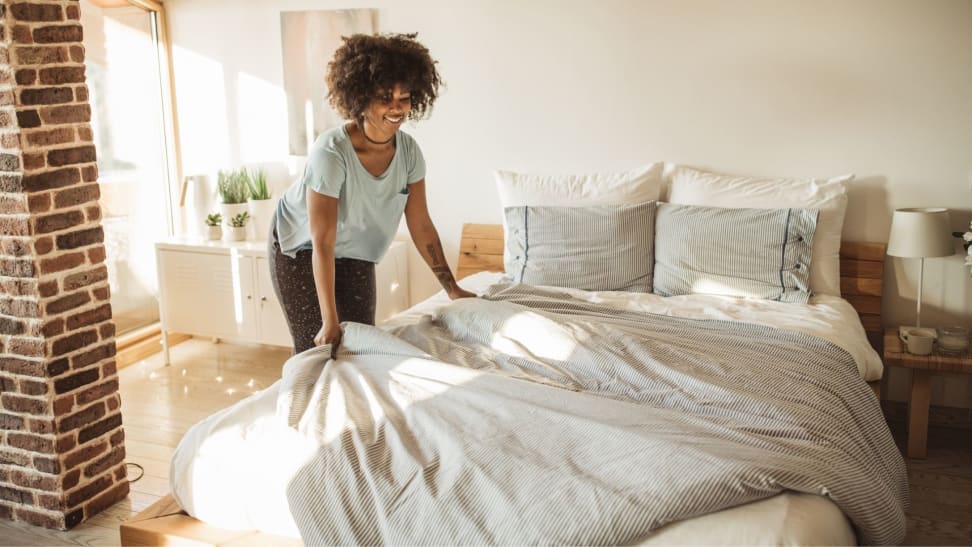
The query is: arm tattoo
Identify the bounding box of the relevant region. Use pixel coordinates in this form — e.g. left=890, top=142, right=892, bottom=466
left=432, top=265, right=455, bottom=289
left=425, top=244, right=441, bottom=266
left=424, top=237, right=453, bottom=288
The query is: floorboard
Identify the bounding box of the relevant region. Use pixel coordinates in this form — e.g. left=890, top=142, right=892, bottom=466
left=1, top=338, right=970, bottom=545
left=0, top=338, right=289, bottom=546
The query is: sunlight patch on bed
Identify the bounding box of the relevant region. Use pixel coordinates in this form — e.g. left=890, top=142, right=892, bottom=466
left=691, top=278, right=760, bottom=299
left=189, top=411, right=319, bottom=526
left=191, top=426, right=256, bottom=502
left=489, top=311, right=579, bottom=361
left=386, top=358, right=484, bottom=404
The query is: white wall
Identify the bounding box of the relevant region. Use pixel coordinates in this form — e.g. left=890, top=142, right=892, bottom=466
left=165, top=0, right=972, bottom=407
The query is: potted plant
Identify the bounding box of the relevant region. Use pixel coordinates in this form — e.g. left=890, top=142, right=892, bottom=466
left=244, top=167, right=274, bottom=240
left=228, top=211, right=250, bottom=241
left=204, top=212, right=222, bottom=241
left=217, top=168, right=249, bottom=225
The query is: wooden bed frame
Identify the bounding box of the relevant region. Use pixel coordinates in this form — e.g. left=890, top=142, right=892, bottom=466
left=120, top=494, right=300, bottom=546
left=121, top=223, right=887, bottom=546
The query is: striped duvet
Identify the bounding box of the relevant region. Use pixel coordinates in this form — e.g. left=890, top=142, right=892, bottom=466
left=280, top=283, right=908, bottom=545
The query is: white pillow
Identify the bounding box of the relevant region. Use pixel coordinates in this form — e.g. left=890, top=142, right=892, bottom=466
left=495, top=162, right=664, bottom=208
left=666, top=165, right=852, bottom=297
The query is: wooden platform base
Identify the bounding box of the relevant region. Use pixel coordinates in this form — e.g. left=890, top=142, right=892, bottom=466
left=120, top=494, right=301, bottom=546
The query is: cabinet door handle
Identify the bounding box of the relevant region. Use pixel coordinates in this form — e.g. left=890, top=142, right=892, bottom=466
left=261, top=296, right=267, bottom=302
left=246, top=295, right=252, bottom=300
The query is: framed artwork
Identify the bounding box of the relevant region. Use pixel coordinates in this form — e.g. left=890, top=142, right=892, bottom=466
left=280, top=9, right=377, bottom=155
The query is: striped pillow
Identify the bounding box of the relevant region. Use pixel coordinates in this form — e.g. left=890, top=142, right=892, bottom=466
left=504, top=201, right=656, bottom=292
left=653, top=203, right=818, bottom=303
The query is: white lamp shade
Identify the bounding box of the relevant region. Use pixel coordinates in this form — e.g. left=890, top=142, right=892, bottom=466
left=886, top=208, right=954, bottom=258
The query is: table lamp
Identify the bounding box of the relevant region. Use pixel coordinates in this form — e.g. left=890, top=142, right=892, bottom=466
left=886, top=207, right=954, bottom=337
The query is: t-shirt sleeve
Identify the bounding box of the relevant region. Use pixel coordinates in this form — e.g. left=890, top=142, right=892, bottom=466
left=301, top=146, right=346, bottom=198
left=406, top=136, right=426, bottom=184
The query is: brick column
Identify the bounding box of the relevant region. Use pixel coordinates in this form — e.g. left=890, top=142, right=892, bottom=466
left=0, top=0, right=128, bottom=530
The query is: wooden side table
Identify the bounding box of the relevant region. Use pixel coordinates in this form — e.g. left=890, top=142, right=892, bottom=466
left=883, top=328, right=972, bottom=458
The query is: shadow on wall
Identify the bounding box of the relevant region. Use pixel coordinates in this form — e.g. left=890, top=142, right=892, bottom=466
left=944, top=207, right=972, bottom=323
left=950, top=209, right=972, bottom=247
left=843, top=175, right=889, bottom=243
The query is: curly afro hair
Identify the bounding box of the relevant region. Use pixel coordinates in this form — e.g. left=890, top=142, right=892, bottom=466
left=326, top=33, right=442, bottom=123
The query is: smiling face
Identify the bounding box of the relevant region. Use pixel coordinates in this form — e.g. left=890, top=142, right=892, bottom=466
left=360, top=84, right=412, bottom=140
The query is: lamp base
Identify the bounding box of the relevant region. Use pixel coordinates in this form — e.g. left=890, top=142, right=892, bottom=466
left=898, top=325, right=938, bottom=340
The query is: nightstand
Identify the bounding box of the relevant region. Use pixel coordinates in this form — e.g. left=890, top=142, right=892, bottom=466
left=883, top=327, right=972, bottom=458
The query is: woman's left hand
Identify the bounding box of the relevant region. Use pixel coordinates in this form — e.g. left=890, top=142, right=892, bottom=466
left=447, top=286, right=477, bottom=299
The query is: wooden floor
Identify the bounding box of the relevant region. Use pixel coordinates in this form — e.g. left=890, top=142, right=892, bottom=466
left=0, top=339, right=970, bottom=546
left=0, top=338, right=290, bottom=547
left=886, top=420, right=972, bottom=546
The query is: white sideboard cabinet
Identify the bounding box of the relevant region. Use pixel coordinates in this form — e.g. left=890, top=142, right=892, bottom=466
left=155, top=237, right=409, bottom=364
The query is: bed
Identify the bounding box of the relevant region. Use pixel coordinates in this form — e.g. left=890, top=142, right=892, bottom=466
left=122, top=166, right=908, bottom=546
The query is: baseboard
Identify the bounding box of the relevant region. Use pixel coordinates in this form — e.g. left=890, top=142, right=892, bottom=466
left=881, top=400, right=972, bottom=429
left=116, top=324, right=191, bottom=369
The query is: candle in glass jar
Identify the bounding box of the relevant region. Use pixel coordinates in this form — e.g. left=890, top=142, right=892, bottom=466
left=938, top=326, right=969, bottom=355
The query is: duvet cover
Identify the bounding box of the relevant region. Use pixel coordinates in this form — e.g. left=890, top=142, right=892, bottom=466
left=173, top=279, right=908, bottom=545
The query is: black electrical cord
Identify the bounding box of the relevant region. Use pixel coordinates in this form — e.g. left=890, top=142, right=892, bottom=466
left=126, top=462, right=145, bottom=483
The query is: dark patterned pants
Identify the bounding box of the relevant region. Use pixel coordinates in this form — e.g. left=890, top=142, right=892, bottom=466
left=268, top=216, right=376, bottom=354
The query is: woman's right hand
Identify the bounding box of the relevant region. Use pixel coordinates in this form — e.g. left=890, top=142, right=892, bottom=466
left=314, top=322, right=342, bottom=353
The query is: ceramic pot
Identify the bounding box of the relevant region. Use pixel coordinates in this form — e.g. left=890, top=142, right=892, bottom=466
left=219, top=203, right=248, bottom=229
left=228, top=226, right=246, bottom=242
left=246, top=198, right=276, bottom=241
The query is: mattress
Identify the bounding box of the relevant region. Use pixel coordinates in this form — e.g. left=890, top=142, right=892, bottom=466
left=171, top=272, right=892, bottom=544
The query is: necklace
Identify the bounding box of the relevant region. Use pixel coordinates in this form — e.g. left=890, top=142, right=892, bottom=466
left=358, top=122, right=394, bottom=146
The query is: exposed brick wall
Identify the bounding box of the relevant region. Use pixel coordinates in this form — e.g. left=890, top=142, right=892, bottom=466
left=0, top=0, right=127, bottom=530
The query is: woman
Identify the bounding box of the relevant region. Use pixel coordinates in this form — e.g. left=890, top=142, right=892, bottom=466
left=270, top=32, right=474, bottom=355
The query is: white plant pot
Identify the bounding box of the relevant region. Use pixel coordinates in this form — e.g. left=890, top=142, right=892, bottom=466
left=205, top=225, right=222, bottom=241
left=228, top=226, right=247, bottom=241
left=219, top=203, right=248, bottom=230
left=247, top=198, right=276, bottom=241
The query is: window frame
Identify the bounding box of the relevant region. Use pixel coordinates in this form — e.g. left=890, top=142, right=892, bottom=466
left=90, top=0, right=183, bottom=236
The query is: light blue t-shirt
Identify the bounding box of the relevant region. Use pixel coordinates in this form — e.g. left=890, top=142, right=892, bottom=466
left=275, top=125, right=426, bottom=262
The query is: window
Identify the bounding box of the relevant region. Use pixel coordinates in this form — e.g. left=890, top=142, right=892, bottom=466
left=81, top=0, right=177, bottom=335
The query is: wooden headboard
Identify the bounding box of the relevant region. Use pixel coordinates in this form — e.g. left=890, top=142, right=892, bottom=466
left=838, top=242, right=886, bottom=353
left=457, top=223, right=886, bottom=353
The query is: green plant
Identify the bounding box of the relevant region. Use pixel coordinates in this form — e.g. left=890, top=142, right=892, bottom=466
left=204, top=212, right=222, bottom=227
left=217, top=168, right=248, bottom=204
left=229, top=211, right=250, bottom=228
left=245, top=167, right=271, bottom=200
